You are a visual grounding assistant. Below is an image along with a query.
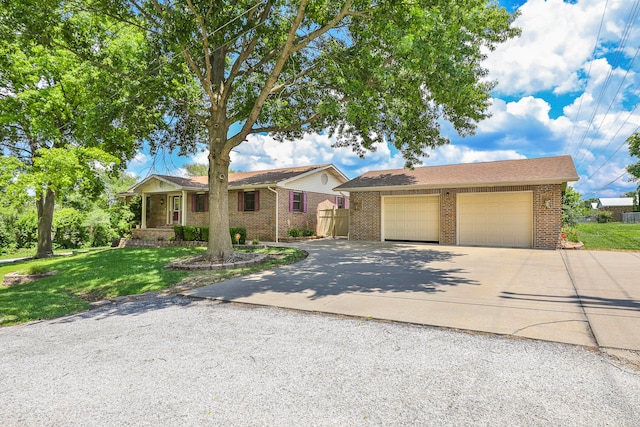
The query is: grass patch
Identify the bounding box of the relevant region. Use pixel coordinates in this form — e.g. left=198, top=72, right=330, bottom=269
left=575, top=222, right=640, bottom=251
left=0, top=246, right=305, bottom=327
left=0, top=248, right=35, bottom=261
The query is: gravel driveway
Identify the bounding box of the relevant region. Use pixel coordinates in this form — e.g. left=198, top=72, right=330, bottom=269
left=1, top=295, right=639, bottom=426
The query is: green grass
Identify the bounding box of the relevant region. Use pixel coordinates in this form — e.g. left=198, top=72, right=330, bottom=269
left=0, top=246, right=306, bottom=327
left=0, top=248, right=35, bottom=261
left=575, top=222, right=640, bottom=251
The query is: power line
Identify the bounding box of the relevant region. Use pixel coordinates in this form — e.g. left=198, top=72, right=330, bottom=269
left=571, top=0, right=640, bottom=166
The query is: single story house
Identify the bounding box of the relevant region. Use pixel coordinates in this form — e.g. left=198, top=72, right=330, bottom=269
left=596, top=197, right=635, bottom=221
left=124, top=164, right=349, bottom=242
left=334, top=155, right=579, bottom=249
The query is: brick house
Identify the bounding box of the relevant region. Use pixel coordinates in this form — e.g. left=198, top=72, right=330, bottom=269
left=596, top=197, right=635, bottom=222
left=125, top=164, right=349, bottom=242
left=334, top=156, right=579, bottom=249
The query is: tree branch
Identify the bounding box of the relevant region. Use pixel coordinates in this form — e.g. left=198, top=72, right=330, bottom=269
left=290, top=0, right=354, bottom=54
left=185, top=0, right=213, bottom=99
left=249, top=113, right=320, bottom=134
left=227, top=0, right=309, bottom=150
left=225, top=1, right=274, bottom=98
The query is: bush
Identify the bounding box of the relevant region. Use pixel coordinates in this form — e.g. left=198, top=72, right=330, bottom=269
left=288, top=227, right=302, bottom=237
left=200, top=226, right=209, bottom=242
left=596, top=211, right=613, bottom=223
left=173, top=225, right=185, bottom=241
left=84, top=209, right=117, bottom=247
left=53, top=208, right=89, bottom=249
left=301, top=227, right=316, bottom=237
left=230, top=227, right=247, bottom=244
left=561, top=227, right=579, bottom=243
left=0, top=209, right=17, bottom=253
left=183, top=226, right=199, bottom=241
left=15, top=211, right=38, bottom=249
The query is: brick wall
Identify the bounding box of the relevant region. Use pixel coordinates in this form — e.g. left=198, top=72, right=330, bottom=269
left=144, top=189, right=344, bottom=242
left=601, top=206, right=633, bottom=222
left=349, top=192, right=382, bottom=241
left=228, top=189, right=278, bottom=242
left=349, top=184, right=564, bottom=249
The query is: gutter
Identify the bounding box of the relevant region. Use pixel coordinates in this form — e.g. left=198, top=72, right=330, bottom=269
left=267, top=186, right=279, bottom=242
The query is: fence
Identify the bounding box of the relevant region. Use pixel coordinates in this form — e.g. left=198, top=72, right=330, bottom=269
left=317, top=209, right=349, bottom=237
left=622, top=212, right=640, bottom=223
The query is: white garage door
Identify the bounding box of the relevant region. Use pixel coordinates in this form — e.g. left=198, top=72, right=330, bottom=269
left=458, top=192, right=533, bottom=248
left=383, top=196, right=440, bottom=242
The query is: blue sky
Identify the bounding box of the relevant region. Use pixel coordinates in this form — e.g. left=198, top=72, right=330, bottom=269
left=127, top=0, right=640, bottom=199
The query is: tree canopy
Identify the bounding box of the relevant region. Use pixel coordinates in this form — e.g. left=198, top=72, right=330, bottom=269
left=6, top=0, right=520, bottom=259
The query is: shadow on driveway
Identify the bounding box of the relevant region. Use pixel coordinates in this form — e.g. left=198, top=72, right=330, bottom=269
left=188, top=241, right=480, bottom=302
left=501, top=291, right=640, bottom=312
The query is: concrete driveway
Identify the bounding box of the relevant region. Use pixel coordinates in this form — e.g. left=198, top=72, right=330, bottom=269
left=184, top=240, right=640, bottom=353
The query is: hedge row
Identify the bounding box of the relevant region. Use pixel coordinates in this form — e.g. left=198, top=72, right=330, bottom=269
left=173, top=225, right=246, bottom=244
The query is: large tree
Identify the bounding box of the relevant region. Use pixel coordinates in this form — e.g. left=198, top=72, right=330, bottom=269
left=9, top=0, right=519, bottom=259
left=0, top=6, right=186, bottom=257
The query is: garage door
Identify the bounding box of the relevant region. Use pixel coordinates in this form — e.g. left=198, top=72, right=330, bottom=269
left=383, top=196, right=440, bottom=242
left=458, top=192, right=532, bottom=248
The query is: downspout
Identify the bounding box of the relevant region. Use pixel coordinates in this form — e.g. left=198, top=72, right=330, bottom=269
left=267, top=186, right=279, bottom=242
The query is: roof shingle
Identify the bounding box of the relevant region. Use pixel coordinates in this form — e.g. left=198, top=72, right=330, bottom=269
left=335, top=156, right=578, bottom=190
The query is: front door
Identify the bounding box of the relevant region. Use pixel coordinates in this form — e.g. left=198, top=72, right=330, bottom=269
left=172, top=196, right=181, bottom=224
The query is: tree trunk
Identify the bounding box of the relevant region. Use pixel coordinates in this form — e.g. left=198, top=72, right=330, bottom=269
left=36, top=188, right=55, bottom=258
left=206, top=126, right=233, bottom=260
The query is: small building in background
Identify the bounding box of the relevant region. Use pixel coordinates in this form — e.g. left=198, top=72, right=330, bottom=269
left=596, top=197, right=635, bottom=222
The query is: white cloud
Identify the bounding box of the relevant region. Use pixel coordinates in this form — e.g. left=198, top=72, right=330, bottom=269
left=425, top=144, right=526, bottom=165
left=485, top=0, right=635, bottom=96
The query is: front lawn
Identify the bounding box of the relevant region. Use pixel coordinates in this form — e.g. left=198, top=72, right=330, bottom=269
left=575, top=222, right=640, bottom=251
left=0, top=246, right=305, bottom=326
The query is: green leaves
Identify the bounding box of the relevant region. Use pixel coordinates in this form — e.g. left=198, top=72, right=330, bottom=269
left=627, top=133, right=640, bottom=181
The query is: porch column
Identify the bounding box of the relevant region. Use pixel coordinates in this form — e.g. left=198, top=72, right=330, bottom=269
left=181, top=190, right=187, bottom=226
left=141, top=192, right=147, bottom=229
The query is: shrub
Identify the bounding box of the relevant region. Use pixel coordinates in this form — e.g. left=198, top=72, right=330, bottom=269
left=252, top=237, right=259, bottom=245
left=183, top=226, right=199, bottom=241
left=301, top=227, right=316, bottom=237
left=15, top=211, right=38, bottom=248
left=561, top=227, right=579, bottom=243
left=173, top=225, right=185, bottom=241
left=200, top=226, right=209, bottom=242
left=84, top=209, right=117, bottom=247
left=230, top=227, right=247, bottom=244
left=53, top=208, right=88, bottom=249
left=288, top=227, right=302, bottom=237
left=596, top=211, right=613, bottom=223
left=25, top=264, right=51, bottom=275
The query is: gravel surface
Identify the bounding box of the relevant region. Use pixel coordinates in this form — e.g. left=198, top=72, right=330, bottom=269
left=1, top=295, right=639, bottom=426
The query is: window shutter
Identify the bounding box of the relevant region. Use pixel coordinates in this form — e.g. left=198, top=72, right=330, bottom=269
left=205, top=193, right=209, bottom=212
left=191, top=194, right=196, bottom=212
left=345, top=198, right=349, bottom=209
left=255, top=190, right=260, bottom=211
left=238, top=192, right=244, bottom=212
left=303, top=192, right=307, bottom=213
left=289, top=191, right=294, bottom=212
left=334, top=195, right=338, bottom=207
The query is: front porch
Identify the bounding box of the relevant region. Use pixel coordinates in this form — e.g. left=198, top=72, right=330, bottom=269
left=131, top=227, right=175, bottom=241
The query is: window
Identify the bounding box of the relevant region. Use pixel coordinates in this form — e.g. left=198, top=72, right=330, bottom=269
left=195, top=194, right=206, bottom=212
left=289, top=191, right=307, bottom=212
left=244, top=191, right=256, bottom=211
left=238, top=190, right=260, bottom=212
left=336, top=196, right=345, bottom=209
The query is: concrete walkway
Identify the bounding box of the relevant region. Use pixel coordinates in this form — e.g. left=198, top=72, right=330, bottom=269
left=183, top=240, right=639, bottom=353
